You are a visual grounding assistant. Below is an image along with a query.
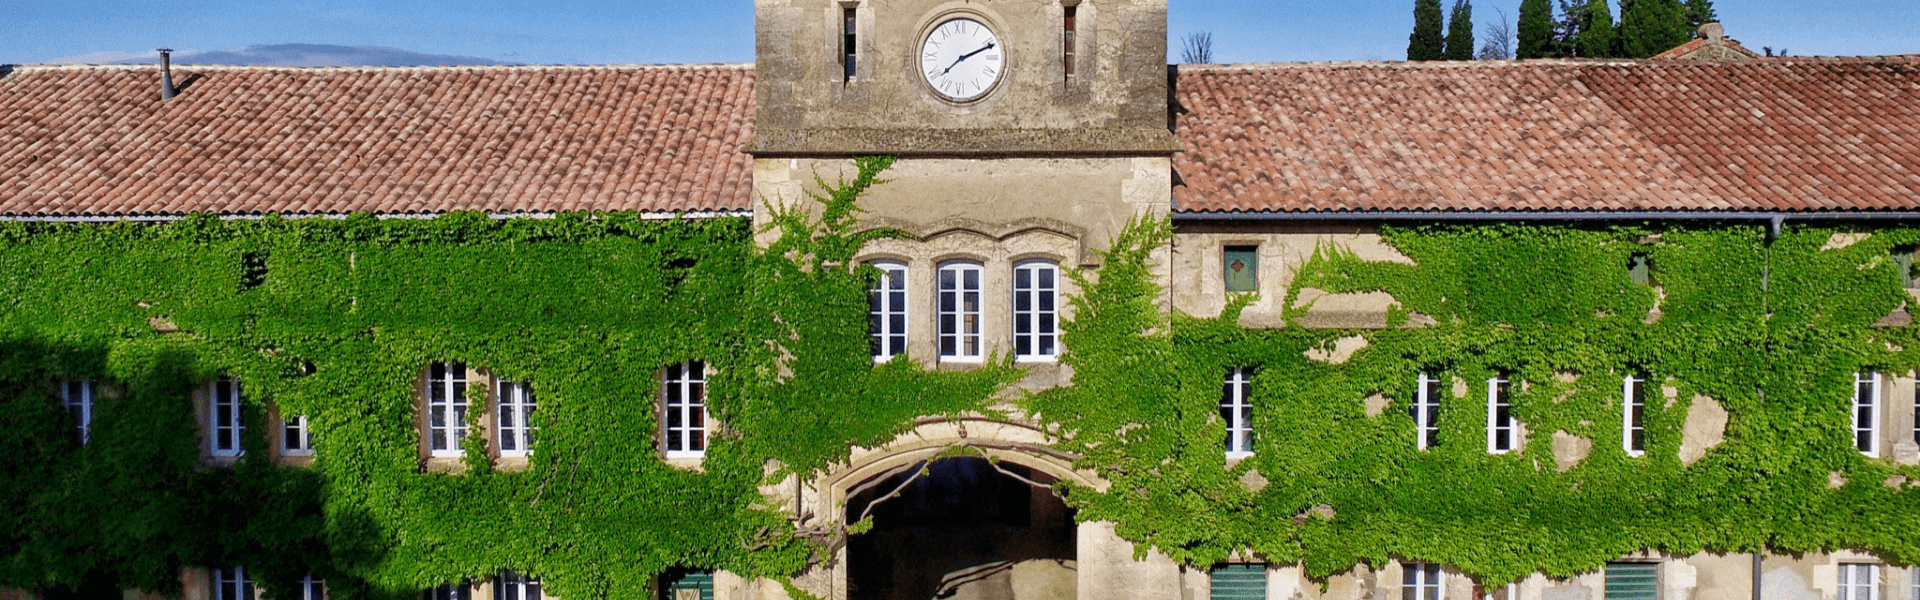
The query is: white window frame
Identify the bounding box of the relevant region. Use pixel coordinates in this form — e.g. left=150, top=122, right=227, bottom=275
left=62, top=380, right=95, bottom=445
left=1413, top=373, right=1441, bottom=450
left=212, top=566, right=254, bottom=600
left=937, top=261, right=985, bottom=363
left=497, top=380, right=537, bottom=458
left=1909, top=566, right=1917, bottom=600
left=1855, top=371, right=1882, bottom=458
left=663, top=361, right=709, bottom=459
left=1402, top=563, right=1444, bottom=600
left=1839, top=563, right=1879, bottom=600
left=282, top=415, right=314, bottom=456
left=274, top=575, right=326, bottom=600
left=1011, top=260, right=1060, bottom=362
left=424, top=584, right=470, bottom=600
left=868, top=261, right=909, bottom=362
left=427, top=362, right=469, bottom=458
left=494, top=573, right=541, bottom=600
left=210, top=377, right=245, bottom=457
left=1623, top=375, right=1647, bottom=457
left=1486, top=375, right=1515, bottom=454
left=1223, top=367, right=1255, bottom=460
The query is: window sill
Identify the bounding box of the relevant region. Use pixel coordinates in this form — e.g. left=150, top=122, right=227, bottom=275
left=1225, top=452, right=1255, bottom=462
left=939, top=356, right=986, bottom=364
left=1014, top=356, right=1060, bottom=364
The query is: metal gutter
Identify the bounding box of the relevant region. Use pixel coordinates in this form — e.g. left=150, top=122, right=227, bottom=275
left=1172, top=211, right=1920, bottom=242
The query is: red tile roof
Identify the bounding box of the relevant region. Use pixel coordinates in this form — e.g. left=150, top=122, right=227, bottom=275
left=0, top=64, right=755, bottom=217
left=1173, top=57, right=1920, bottom=214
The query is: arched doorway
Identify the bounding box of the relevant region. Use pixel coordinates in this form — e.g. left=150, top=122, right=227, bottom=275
left=845, top=457, right=1077, bottom=600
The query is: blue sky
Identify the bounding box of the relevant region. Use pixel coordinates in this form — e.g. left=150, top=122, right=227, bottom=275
left=3, top=0, right=1917, bottom=65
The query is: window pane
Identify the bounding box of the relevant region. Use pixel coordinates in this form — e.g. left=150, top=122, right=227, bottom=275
left=1224, top=246, right=1259, bottom=292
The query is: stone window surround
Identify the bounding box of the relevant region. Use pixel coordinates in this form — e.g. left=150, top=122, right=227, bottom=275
left=856, top=240, right=1078, bottom=369
left=413, top=364, right=534, bottom=473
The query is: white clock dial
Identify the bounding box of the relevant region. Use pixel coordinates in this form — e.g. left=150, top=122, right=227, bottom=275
left=920, top=18, right=1004, bottom=101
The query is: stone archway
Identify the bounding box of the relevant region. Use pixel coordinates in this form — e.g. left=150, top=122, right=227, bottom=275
left=844, top=456, right=1076, bottom=600
left=785, top=418, right=1177, bottom=600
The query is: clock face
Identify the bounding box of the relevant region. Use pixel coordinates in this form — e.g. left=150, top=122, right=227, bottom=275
left=919, top=18, right=1004, bottom=102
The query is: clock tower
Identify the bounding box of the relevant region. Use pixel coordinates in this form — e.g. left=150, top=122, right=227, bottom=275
left=748, top=3, right=1183, bottom=599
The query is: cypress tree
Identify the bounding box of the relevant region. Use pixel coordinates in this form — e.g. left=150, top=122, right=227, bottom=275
left=1553, top=0, right=1584, bottom=56
left=1445, top=0, right=1476, bottom=61
left=1409, top=0, right=1447, bottom=60
left=1619, top=0, right=1688, bottom=57
left=1516, top=0, right=1556, bottom=59
left=1579, top=0, right=1618, bottom=58
left=1683, top=0, right=1718, bottom=31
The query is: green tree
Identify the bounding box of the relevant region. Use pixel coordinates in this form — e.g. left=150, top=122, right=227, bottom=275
left=1683, top=0, right=1718, bottom=31
left=1578, top=0, right=1619, bottom=57
left=1409, top=0, right=1447, bottom=60
left=1445, top=0, right=1476, bottom=60
left=1619, top=0, right=1689, bottom=57
left=1517, top=0, right=1557, bottom=58
left=1554, top=0, right=1584, bottom=56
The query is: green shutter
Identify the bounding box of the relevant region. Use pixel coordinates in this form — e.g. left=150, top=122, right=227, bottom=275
left=1224, top=247, right=1259, bottom=293
left=1605, top=563, right=1658, bottom=600
left=663, top=570, right=714, bottom=600
left=1211, top=564, right=1267, bottom=600
left=1893, top=248, right=1916, bottom=288
left=1628, top=254, right=1651, bottom=286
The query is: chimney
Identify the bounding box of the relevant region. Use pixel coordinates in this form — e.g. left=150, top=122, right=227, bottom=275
left=158, top=48, right=176, bottom=100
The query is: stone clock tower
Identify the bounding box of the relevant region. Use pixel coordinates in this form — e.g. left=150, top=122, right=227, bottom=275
left=746, top=2, right=1183, bottom=600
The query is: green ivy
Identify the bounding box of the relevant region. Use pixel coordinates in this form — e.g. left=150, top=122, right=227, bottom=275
left=0, top=158, right=1017, bottom=600
left=8, top=159, right=1920, bottom=598
left=1039, top=220, right=1920, bottom=585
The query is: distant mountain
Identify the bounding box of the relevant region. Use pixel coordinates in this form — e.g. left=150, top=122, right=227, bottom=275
left=48, top=44, right=513, bottom=67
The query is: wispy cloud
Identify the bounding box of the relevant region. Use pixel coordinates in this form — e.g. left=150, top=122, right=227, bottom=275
left=45, top=44, right=510, bottom=67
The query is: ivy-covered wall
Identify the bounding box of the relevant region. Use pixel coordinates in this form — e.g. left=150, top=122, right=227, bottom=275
left=5, top=154, right=1918, bottom=600
left=0, top=158, right=1018, bottom=600
left=1033, top=220, right=1920, bottom=586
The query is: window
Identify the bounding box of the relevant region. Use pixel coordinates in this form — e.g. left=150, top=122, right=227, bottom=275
left=1628, top=253, right=1653, bottom=286
left=1063, top=6, right=1078, bottom=79
left=1402, top=563, right=1443, bottom=600
left=494, top=573, right=541, bottom=600
left=842, top=8, right=857, bottom=82
left=868, top=261, right=908, bottom=361
left=1909, top=566, right=1917, bottom=600
left=1623, top=375, right=1647, bottom=456
left=1224, top=246, right=1259, bottom=293
left=498, top=380, right=537, bottom=458
left=1210, top=564, right=1266, bottom=600
left=1913, top=384, right=1919, bottom=446
left=1604, top=562, right=1657, bottom=600
left=1012, top=260, right=1059, bottom=360
left=1222, top=368, right=1255, bottom=459
left=62, top=380, right=94, bottom=445
left=427, top=363, right=469, bottom=458
left=424, top=584, right=470, bottom=600
left=210, top=377, right=245, bottom=457
left=1486, top=375, right=1515, bottom=454
left=1476, top=583, right=1519, bottom=600
left=1413, top=373, right=1442, bottom=450
left=1855, top=371, right=1881, bottom=457
left=272, top=575, right=325, bottom=600
left=1840, top=564, right=1879, bottom=600
left=937, top=262, right=983, bottom=362
left=661, top=569, right=713, bottom=600
left=663, top=361, right=708, bottom=459
left=212, top=567, right=254, bottom=600
left=283, top=415, right=314, bottom=456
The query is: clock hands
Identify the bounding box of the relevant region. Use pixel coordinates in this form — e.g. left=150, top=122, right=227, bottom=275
left=940, top=42, right=997, bottom=76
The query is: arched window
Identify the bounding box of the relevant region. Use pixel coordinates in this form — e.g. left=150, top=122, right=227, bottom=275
left=868, top=261, right=908, bottom=361
left=937, top=261, right=984, bottom=362
left=1012, top=260, right=1060, bottom=360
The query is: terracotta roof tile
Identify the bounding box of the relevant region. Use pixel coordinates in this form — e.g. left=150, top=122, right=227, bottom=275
left=0, top=64, right=754, bottom=216
left=1174, top=57, right=1920, bottom=213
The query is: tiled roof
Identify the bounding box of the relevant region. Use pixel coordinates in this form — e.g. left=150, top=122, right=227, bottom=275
left=1172, top=57, right=1920, bottom=214
left=0, top=64, right=755, bottom=217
